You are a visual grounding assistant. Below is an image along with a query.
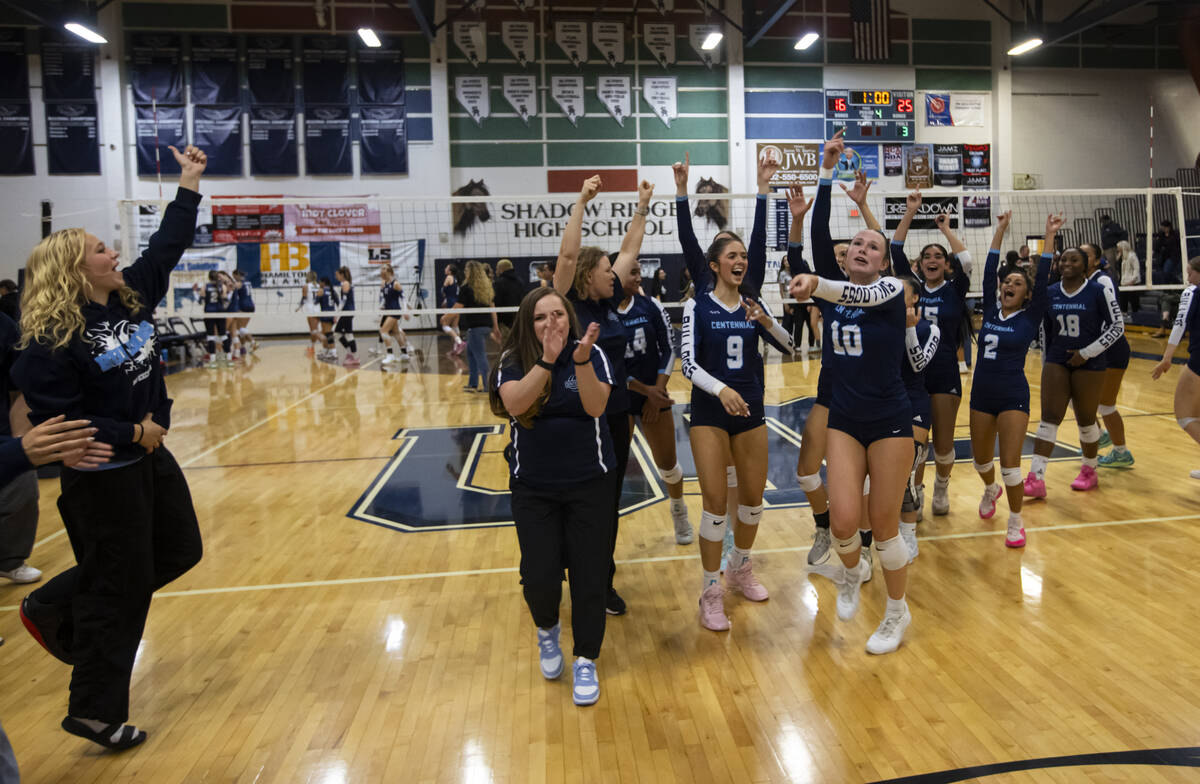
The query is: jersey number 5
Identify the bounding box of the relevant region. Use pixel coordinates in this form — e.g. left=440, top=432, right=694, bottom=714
left=726, top=335, right=744, bottom=369
left=830, top=321, right=863, bottom=357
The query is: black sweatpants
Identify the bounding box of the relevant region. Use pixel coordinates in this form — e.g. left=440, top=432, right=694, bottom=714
left=511, top=474, right=612, bottom=659
left=32, top=447, right=203, bottom=723
left=606, top=410, right=632, bottom=590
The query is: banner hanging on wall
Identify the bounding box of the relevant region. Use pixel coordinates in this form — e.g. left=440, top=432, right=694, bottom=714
left=246, top=36, right=294, bottom=104
left=503, top=75, right=537, bottom=124
left=358, top=44, right=405, bottom=104
left=360, top=105, right=408, bottom=174
left=885, top=196, right=959, bottom=230
left=453, top=21, right=487, bottom=67
left=0, top=29, right=28, bottom=101
left=339, top=240, right=423, bottom=288
left=882, top=144, right=903, bottom=177
left=555, top=22, right=588, bottom=67
left=834, top=144, right=880, bottom=181
left=903, top=143, right=933, bottom=189
left=191, top=35, right=239, bottom=104
left=963, top=195, right=992, bottom=228
left=643, top=23, right=676, bottom=68
left=502, top=21, right=535, bottom=67
left=192, top=105, right=241, bottom=176
left=597, top=75, right=630, bottom=126
left=643, top=76, right=676, bottom=127
left=129, top=34, right=183, bottom=105
left=304, top=105, right=352, bottom=175
left=46, top=102, right=99, bottom=174
left=249, top=106, right=297, bottom=175
left=950, top=94, right=985, bottom=127
left=455, top=76, right=490, bottom=126
left=689, top=24, right=722, bottom=68
left=552, top=75, right=584, bottom=125
left=593, top=22, right=625, bottom=67
left=135, top=104, right=185, bottom=176
left=756, top=142, right=818, bottom=186
left=934, top=143, right=962, bottom=187
left=302, top=36, right=350, bottom=103
left=0, top=103, right=33, bottom=175
left=286, top=203, right=382, bottom=242
left=962, top=143, right=991, bottom=188
left=924, top=93, right=951, bottom=126
left=41, top=39, right=95, bottom=101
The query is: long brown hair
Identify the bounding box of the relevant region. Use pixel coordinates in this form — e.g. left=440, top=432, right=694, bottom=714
left=464, top=260, right=494, bottom=305
left=488, top=287, right=580, bottom=429
left=573, top=246, right=608, bottom=301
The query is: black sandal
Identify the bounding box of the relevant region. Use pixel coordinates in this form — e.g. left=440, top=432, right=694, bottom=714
left=61, top=717, right=147, bottom=751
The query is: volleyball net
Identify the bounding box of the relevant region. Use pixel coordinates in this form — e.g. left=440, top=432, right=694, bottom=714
left=118, top=186, right=1196, bottom=335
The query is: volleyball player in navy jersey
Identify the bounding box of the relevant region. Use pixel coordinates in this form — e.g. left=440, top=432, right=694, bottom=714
left=786, top=133, right=915, bottom=654
left=378, top=264, right=412, bottom=366
left=1080, top=244, right=1136, bottom=468
left=1025, top=242, right=1124, bottom=496
left=681, top=233, right=793, bottom=631
left=332, top=267, right=360, bottom=367
left=1151, top=256, right=1200, bottom=478
left=315, top=276, right=339, bottom=362
left=440, top=264, right=465, bottom=355
left=202, top=271, right=230, bottom=368
left=229, top=270, right=256, bottom=359
left=898, top=277, right=939, bottom=560
left=553, top=175, right=653, bottom=616
left=488, top=287, right=612, bottom=706
left=969, top=213, right=1054, bottom=547
left=618, top=265, right=692, bottom=544
left=891, top=193, right=973, bottom=517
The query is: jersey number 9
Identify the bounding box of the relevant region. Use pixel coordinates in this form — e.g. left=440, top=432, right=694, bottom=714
left=830, top=321, right=863, bottom=357
left=726, top=335, right=744, bottom=369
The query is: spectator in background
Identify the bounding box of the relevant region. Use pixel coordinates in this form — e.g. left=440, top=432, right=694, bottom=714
left=678, top=267, right=694, bottom=302
left=1118, top=240, right=1141, bottom=316
left=535, top=262, right=554, bottom=289
left=0, top=312, right=42, bottom=587
left=1155, top=220, right=1183, bottom=284
left=648, top=268, right=669, bottom=302
left=1100, top=215, right=1128, bottom=270
left=493, top=258, right=525, bottom=335
left=0, top=281, right=18, bottom=323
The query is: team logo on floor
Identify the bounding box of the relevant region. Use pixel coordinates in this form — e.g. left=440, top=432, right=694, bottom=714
left=348, top=398, right=1081, bottom=533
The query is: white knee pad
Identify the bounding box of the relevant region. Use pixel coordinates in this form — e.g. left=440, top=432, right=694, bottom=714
left=973, top=460, right=993, bottom=475
left=797, top=472, right=823, bottom=492
left=659, top=463, right=683, bottom=484
left=1179, top=417, right=1199, bottom=430
left=699, top=510, right=726, bottom=543
left=862, top=475, right=870, bottom=495
left=1097, top=403, right=1117, bottom=417
left=239, top=327, right=249, bottom=337
left=934, top=450, right=955, bottom=466
left=1035, top=422, right=1059, bottom=443
left=1078, top=423, right=1101, bottom=444
left=442, top=325, right=454, bottom=335
left=726, top=465, right=738, bottom=487
left=875, top=534, right=908, bottom=571
left=737, top=504, right=763, bottom=527
left=1001, top=466, right=1023, bottom=486
left=832, top=532, right=860, bottom=556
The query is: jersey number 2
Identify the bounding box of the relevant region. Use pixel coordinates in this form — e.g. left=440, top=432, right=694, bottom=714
left=983, top=333, right=999, bottom=360
left=830, top=321, right=863, bottom=357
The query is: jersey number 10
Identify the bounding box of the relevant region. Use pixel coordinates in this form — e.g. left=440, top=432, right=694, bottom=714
left=830, top=321, right=863, bottom=357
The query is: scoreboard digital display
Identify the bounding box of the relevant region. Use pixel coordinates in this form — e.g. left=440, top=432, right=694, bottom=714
left=824, top=88, right=915, bottom=142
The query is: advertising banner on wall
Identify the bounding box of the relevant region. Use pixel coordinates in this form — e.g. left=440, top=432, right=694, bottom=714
left=643, top=23, right=676, bottom=68
left=338, top=240, right=423, bottom=288
left=593, top=22, right=625, bottom=66
left=305, top=105, right=352, bottom=175
left=192, top=105, right=242, bottom=176
left=882, top=144, right=903, bottom=176
left=643, top=76, right=677, bottom=127
left=0, top=102, right=33, bottom=174
left=502, top=21, right=536, bottom=67
left=962, top=143, right=991, bottom=188
left=950, top=94, right=985, bottom=127
left=597, top=75, right=631, bottom=126
left=924, top=93, right=951, bottom=126
left=555, top=22, right=588, bottom=67
left=885, top=196, right=959, bottom=230
left=455, top=76, right=490, bottom=126
left=503, top=75, right=537, bottom=124
left=833, top=144, right=880, bottom=181
left=934, top=143, right=962, bottom=187
left=963, top=195, right=992, bottom=228
left=552, top=75, right=584, bottom=125
left=903, top=144, right=933, bottom=189
left=249, top=106, right=297, bottom=175
left=286, top=204, right=382, bottom=241
left=756, top=142, right=818, bottom=186
left=453, top=21, right=487, bottom=67
left=46, top=102, right=100, bottom=174
left=212, top=201, right=284, bottom=244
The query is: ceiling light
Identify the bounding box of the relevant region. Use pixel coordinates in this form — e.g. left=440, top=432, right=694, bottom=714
left=64, top=22, right=106, bottom=44
left=358, top=28, right=382, bottom=48
left=701, top=32, right=722, bottom=50
left=794, top=32, right=819, bottom=50
left=1007, top=37, right=1042, bottom=56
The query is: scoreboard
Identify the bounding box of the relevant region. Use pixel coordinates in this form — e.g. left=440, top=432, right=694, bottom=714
left=823, top=89, right=915, bottom=142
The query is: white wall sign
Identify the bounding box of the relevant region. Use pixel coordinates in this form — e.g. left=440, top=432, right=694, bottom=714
left=455, top=76, right=491, bottom=126
left=689, top=24, right=722, bottom=68
left=555, top=21, right=588, bottom=67
left=501, top=21, right=535, bottom=67
left=453, top=21, right=487, bottom=67
left=551, top=75, right=585, bottom=125
left=592, top=22, right=625, bottom=67
left=503, top=74, right=537, bottom=124
left=643, top=23, right=676, bottom=68
left=950, top=93, right=985, bottom=127
left=643, top=76, right=677, bottom=127
left=597, top=75, right=631, bottom=126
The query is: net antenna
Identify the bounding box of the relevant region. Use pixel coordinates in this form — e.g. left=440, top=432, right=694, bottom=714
left=151, top=87, right=162, bottom=201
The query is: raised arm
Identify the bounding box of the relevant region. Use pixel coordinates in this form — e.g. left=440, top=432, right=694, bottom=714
left=840, top=170, right=880, bottom=232
left=612, top=180, right=654, bottom=284
left=1027, top=213, right=1062, bottom=320
left=747, top=153, right=780, bottom=297
left=982, top=211, right=1009, bottom=313
left=786, top=186, right=813, bottom=274
left=812, top=131, right=846, bottom=280
left=672, top=152, right=709, bottom=291
left=1153, top=286, right=1194, bottom=378
left=554, top=175, right=602, bottom=295
left=935, top=211, right=968, bottom=257
left=889, top=190, right=920, bottom=278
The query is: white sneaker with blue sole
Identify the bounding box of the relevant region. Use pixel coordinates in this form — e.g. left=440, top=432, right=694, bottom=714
left=572, top=657, right=600, bottom=706
left=537, top=624, right=563, bottom=680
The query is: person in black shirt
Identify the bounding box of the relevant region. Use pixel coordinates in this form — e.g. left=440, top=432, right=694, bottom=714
left=11, top=145, right=207, bottom=751
left=1099, top=214, right=1127, bottom=270
left=452, top=261, right=501, bottom=392
left=0, top=280, right=19, bottom=323
left=493, top=259, right=526, bottom=335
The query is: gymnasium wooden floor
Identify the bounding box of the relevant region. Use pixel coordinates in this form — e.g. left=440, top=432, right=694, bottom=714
left=2, top=328, right=1199, bottom=784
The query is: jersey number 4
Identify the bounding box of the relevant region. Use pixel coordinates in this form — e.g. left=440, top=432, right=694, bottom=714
left=1056, top=313, right=1081, bottom=338
left=830, top=321, right=863, bottom=357
left=625, top=327, right=647, bottom=359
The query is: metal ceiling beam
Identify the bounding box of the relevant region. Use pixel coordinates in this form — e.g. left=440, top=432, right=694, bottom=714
left=745, top=0, right=798, bottom=47
left=1034, top=0, right=1150, bottom=46
left=388, top=0, right=435, bottom=41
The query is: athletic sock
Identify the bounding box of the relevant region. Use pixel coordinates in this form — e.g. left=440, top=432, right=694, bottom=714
left=934, top=475, right=949, bottom=490
left=813, top=509, right=831, bottom=530
left=1113, top=445, right=1128, bottom=454
left=1030, top=454, right=1048, bottom=480
left=1083, top=456, right=1098, bottom=469
left=729, top=545, right=750, bottom=569
left=670, top=497, right=686, bottom=514
left=859, top=529, right=873, bottom=548
left=885, top=595, right=907, bottom=615
left=702, top=569, right=720, bottom=591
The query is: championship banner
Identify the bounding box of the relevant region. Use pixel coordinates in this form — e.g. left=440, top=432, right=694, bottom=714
left=455, top=75, right=490, bottom=126
left=934, top=143, right=962, bottom=187
left=249, top=106, right=298, bottom=175
left=501, top=21, right=535, bottom=67
left=963, top=195, right=991, bottom=228
left=756, top=142, right=818, bottom=186
left=643, top=23, right=676, bottom=68
left=192, top=105, right=241, bottom=176
left=357, top=43, right=405, bottom=105
left=305, top=105, right=352, bottom=175
left=597, top=75, right=630, bottom=126
left=46, top=102, right=99, bottom=174
left=689, top=24, right=722, bottom=68
left=555, top=21, right=588, bottom=67
left=247, top=36, right=295, bottom=105
left=302, top=36, right=350, bottom=104
left=503, top=75, right=537, bottom=124
left=0, top=28, right=28, bottom=101
left=0, top=102, right=33, bottom=174
left=593, top=22, right=625, bottom=67
left=191, top=35, right=239, bottom=104
left=40, top=39, right=95, bottom=101
left=551, top=75, right=584, bottom=125
left=129, top=34, right=183, bottom=105
left=135, top=104, right=185, bottom=176
left=360, top=105, right=408, bottom=174
left=924, top=93, right=951, bottom=126
left=285, top=203, right=382, bottom=242
left=950, top=94, right=985, bottom=127
left=453, top=21, right=487, bottom=67
left=643, top=76, right=677, bottom=128
left=962, top=143, right=990, bottom=188
left=903, top=144, right=933, bottom=189
left=885, top=196, right=959, bottom=230
left=882, top=144, right=903, bottom=177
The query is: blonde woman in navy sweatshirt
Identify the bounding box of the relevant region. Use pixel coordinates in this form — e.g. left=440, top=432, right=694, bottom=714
left=12, top=145, right=207, bottom=752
